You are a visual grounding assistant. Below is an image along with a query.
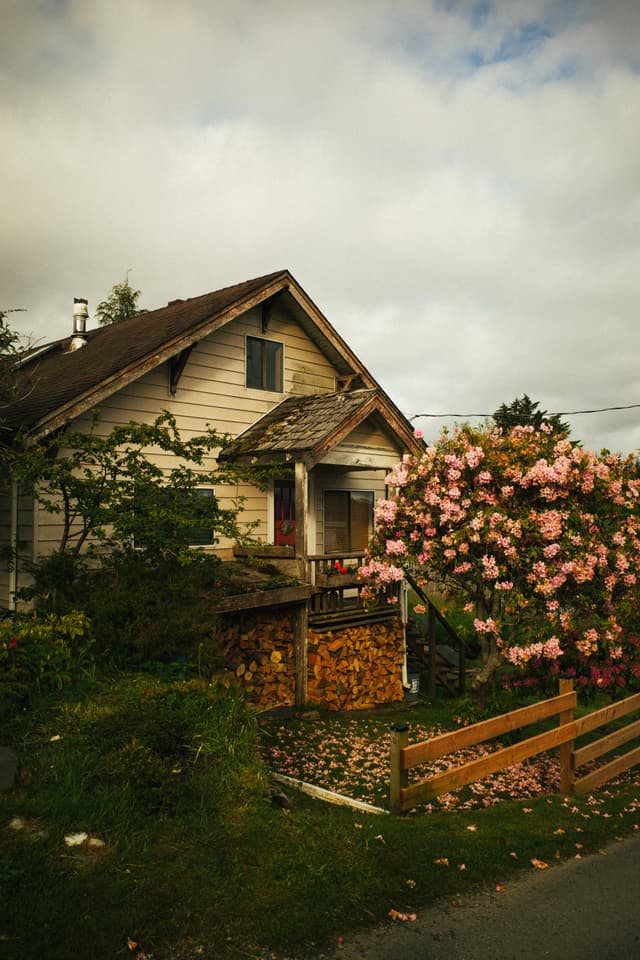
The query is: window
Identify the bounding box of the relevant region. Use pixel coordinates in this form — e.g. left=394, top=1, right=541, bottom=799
left=134, top=486, right=215, bottom=548
left=188, top=488, right=215, bottom=546
left=246, top=336, right=283, bottom=392
left=324, top=490, right=374, bottom=553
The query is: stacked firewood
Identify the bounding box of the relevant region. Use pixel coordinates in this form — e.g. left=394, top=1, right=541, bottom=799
left=307, top=620, right=404, bottom=712
left=214, top=611, right=296, bottom=708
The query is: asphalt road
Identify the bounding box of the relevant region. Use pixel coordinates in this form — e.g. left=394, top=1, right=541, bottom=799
left=321, top=832, right=640, bottom=960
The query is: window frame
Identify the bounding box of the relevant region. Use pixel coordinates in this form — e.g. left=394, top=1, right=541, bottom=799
left=323, top=489, right=374, bottom=554
left=133, top=485, right=216, bottom=549
left=245, top=335, right=284, bottom=392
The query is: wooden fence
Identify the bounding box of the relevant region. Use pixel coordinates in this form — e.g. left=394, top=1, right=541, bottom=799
left=390, top=679, right=640, bottom=813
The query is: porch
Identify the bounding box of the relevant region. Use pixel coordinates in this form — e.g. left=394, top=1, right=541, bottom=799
left=233, top=545, right=398, bottom=627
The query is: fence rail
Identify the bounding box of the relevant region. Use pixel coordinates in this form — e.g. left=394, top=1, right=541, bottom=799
left=390, top=679, right=640, bottom=813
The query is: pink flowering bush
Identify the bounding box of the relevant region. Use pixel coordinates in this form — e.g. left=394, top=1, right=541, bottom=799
left=361, top=424, right=640, bottom=695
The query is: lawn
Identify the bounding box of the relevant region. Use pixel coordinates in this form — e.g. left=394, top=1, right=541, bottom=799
left=2, top=676, right=640, bottom=960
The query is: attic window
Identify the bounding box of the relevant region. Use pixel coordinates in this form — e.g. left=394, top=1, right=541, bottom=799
left=246, top=336, right=283, bottom=392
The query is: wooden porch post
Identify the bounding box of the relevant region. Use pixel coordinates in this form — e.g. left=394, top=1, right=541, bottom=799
left=293, top=601, right=309, bottom=707
left=294, top=460, right=309, bottom=581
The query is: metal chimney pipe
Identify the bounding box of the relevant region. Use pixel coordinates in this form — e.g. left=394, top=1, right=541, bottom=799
left=69, top=298, right=89, bottom=351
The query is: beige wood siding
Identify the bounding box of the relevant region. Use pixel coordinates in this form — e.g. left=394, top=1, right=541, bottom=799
left=16, top=490, right=35, bottom=599
left=0, top=485, right=36, bottom=608
left=320, top=415, right=404, bottom=470
left=29, top=303, right=342, bottom=558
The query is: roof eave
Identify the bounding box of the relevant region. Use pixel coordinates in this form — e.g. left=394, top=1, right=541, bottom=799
left=26, top=273, right=295, bottom=440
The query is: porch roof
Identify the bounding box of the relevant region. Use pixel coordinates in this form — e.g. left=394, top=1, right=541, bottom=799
left=222, top=388, right=417, bottom=466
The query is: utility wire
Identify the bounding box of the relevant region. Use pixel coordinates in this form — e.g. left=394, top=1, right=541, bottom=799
left=411, top=402, right=640, bottom=421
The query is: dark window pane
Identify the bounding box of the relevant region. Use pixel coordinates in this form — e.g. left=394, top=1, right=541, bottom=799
left=350, top=492, right=374, bottom=551
left=246, top=336, right=283, bottom=392
left=246, top=337, right=263, bottom=388
left=134, top=486, right=214, bottom=547
left=190, top=488, right=214, bottom=545
left=324, top=491, right=349, bottom=553
left=323, top=490, right=374, bottom=553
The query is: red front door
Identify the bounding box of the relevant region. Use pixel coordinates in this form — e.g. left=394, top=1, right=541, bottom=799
left=274, top=478, right=296, bottom=546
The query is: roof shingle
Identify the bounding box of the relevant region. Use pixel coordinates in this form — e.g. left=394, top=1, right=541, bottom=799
left=225, top=389, right=378, bottom=458
left=8, top=270, right=290, bottom=433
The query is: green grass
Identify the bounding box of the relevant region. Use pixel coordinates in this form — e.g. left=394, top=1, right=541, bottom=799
left=2, top=676, right=640, bottom=960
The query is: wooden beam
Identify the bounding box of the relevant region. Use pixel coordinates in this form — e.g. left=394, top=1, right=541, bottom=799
left=295, top=460, right=309, bottom=581
left=574, top=691, right=640, bottom=737
left=336, top=374, right=357, bottom=393
left=401, top=690, right=577, bottom=769
left=559, top=678, right=575, bottom=795
left=574, top=744, right=640, bottom=796
left=169, top=346, right=193, bottom=395
left=573, top=717, right=640, bottom=770
left=260, top=296, right=277, bottom=333
left=214, top=585, right=311, bottom=613
left=390, top=724, right=410, bottom=815
left=317, top=450, right=400, bottom=469
left=400, top=721, right=578, bottom=808
left=273, top=773, right=387, bottom=815
left=293, top=601, right=308, bottom=707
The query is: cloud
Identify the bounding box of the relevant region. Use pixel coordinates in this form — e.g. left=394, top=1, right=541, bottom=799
left=2, top=0, right=640, bottom=454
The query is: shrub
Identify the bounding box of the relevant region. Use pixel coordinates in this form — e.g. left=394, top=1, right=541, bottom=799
left=0, top=611, right=93, bottom=717
left=40, top=551, right=225, bottom=668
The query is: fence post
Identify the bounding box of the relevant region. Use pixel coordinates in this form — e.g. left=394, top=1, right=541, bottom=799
left=559, top=678, right=575, bottom=795
left=390, top=723, right=409, bottom=814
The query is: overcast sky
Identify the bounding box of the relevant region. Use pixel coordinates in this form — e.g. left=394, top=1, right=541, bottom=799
left=2, top=0, right=640, bottom=454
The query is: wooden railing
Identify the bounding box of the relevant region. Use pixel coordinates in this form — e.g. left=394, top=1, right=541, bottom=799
left=404, top=571, right=466, bottom=695
left=390, top=679, right=640, bottom=813
left=308, top=553, right=366, bottom=615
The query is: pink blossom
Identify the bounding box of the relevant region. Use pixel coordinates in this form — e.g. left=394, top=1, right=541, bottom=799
left=481, top=554, right=500, bottom=580
left=358, top=559, right=405, bottom=584
left=385, top=539, right=407, bottom=556
left=375, top=499, right=397, bottom=524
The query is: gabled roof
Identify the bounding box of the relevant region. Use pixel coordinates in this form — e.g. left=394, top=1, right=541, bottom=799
left=222, top=388, right=418, bottom=466
left=7, top=270, right=419, bottom=453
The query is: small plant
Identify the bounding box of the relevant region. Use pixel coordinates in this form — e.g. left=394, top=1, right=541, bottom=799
left=0, top=611, right=93, bottom=716
left=452, top=691, right=516, bottom=727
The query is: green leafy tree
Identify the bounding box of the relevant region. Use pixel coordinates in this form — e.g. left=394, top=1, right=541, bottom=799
left=493, top=394, right=569, bottom=437
left=95, top=274, right=146, bottom=326
left=11, top=412, right=256, bottom=610
left=0, top=308, right=26, bottom=415
left=0, top=308, right=28, bottom=484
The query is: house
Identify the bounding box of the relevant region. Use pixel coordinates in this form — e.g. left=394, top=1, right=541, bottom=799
left=1, top=270, right=424, bottom=709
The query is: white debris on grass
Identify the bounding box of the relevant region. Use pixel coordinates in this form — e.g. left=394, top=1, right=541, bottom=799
left=64, top=832, right=89, bottom=846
